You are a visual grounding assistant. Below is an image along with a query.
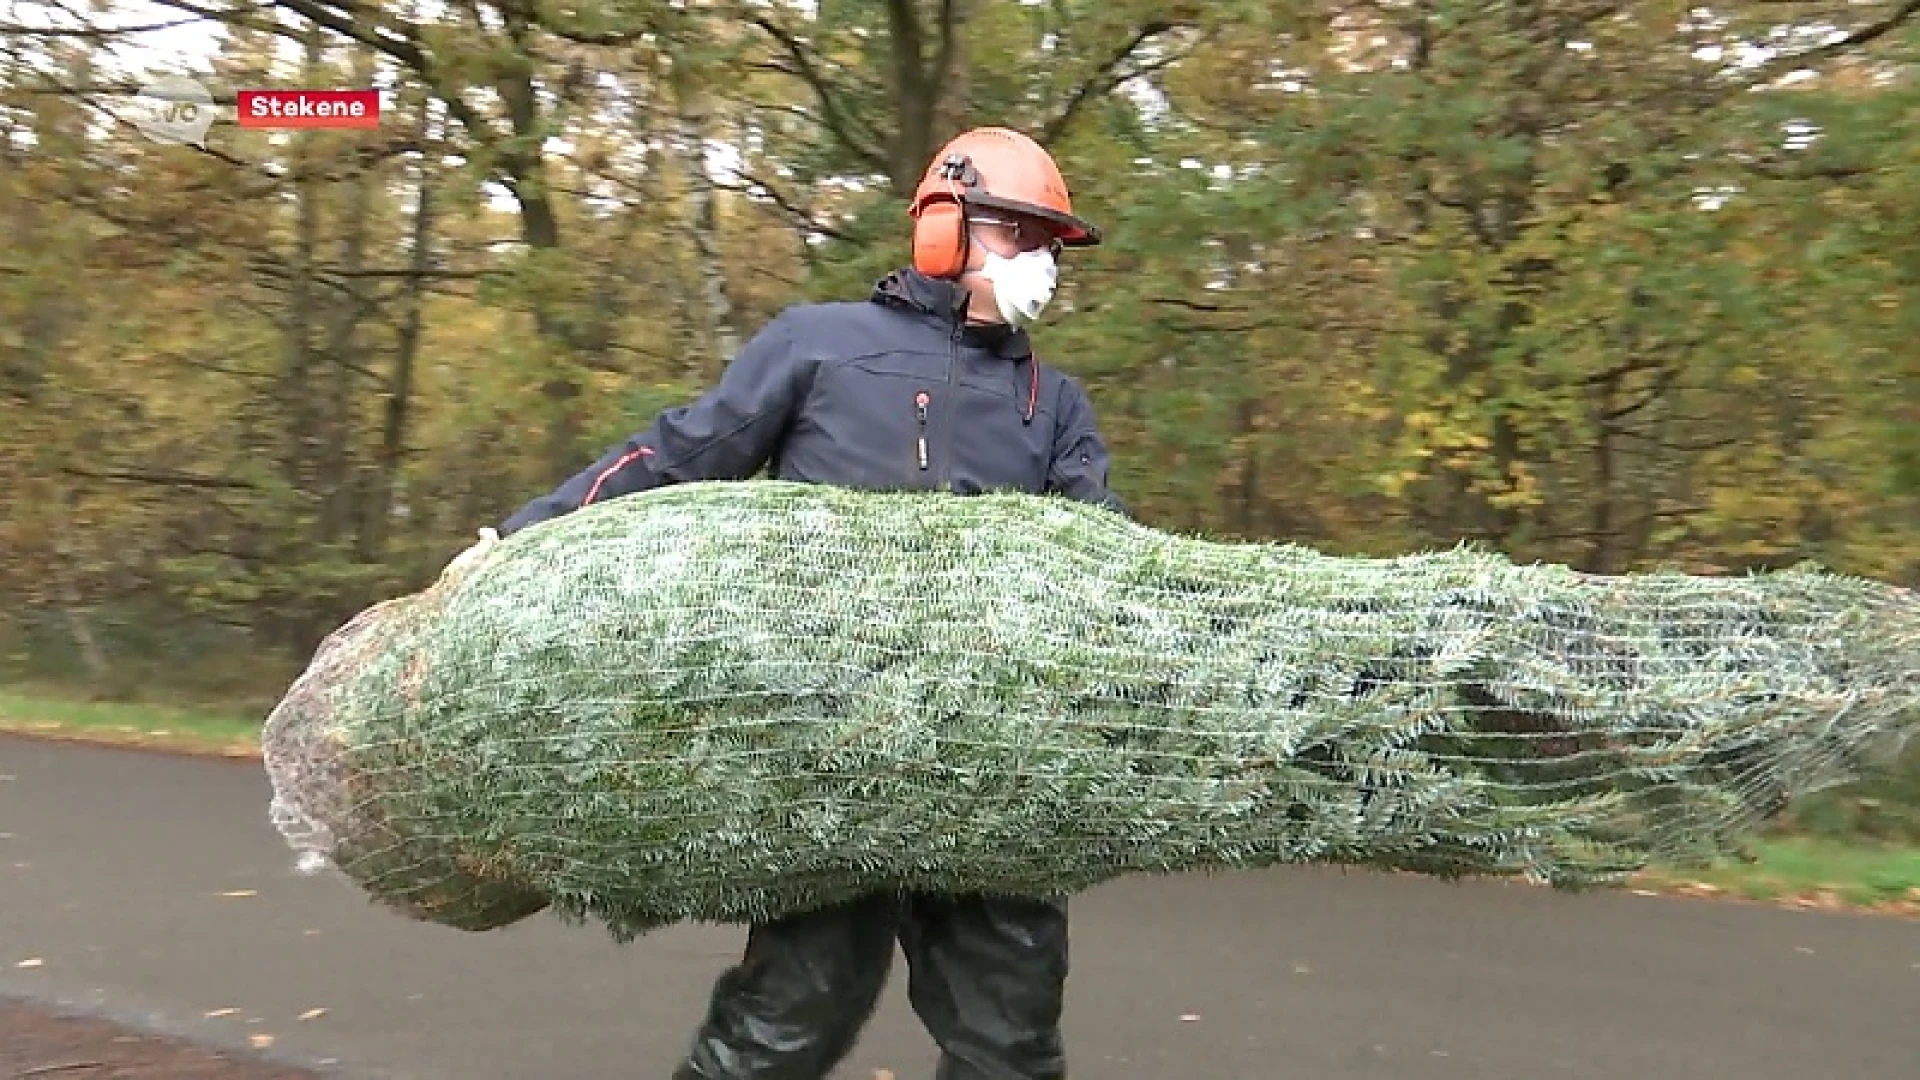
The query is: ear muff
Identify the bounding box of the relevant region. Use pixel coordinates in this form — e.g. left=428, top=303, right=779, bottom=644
left=911, top=198, right=969, bottom=279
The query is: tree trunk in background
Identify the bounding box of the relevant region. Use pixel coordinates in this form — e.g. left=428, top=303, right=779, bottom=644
left=279, top=32, right=324, bottom=500
left=316, top=47, right=380, bottom=546
left=881, top=0, right=968, bottom=194
left=672, top=67, right=744, bottom=376
left=359, top=134, right=436, bottom=564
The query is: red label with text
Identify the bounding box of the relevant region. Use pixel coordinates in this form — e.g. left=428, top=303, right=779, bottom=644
left=236, top=90, right=380, bottom=130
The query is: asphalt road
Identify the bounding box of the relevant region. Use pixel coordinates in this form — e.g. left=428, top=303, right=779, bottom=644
left=2, top=733, right=1916, bottom=1080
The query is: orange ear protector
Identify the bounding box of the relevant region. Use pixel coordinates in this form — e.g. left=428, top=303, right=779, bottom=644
left=911, top=154, right=977, bottom=279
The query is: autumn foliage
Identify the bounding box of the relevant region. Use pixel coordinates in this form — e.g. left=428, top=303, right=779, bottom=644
left=3, top=3, right=1916, bottom=768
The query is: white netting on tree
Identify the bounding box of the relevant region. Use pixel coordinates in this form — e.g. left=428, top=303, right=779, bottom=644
left=261, top=481, right=1920, bottom=940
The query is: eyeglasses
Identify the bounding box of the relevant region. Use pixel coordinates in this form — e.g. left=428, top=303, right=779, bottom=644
left=968, top=214, right=1064, bottom=258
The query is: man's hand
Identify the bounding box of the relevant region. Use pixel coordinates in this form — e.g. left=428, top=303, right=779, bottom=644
left=439, top=526, right=499, bottom=584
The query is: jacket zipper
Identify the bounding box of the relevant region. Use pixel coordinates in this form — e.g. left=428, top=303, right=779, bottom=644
left=914, top=390, right=930, bottom=473
left=937, top=324, right=960, bottom=491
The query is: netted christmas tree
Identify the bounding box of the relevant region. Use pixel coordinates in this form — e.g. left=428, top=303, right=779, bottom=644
left=261, top=481, right=1920, bottom=941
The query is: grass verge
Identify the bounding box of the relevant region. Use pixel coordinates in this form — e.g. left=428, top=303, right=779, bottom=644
left=0, top=686, right=262, bottom=758
left=1627, top=837, right=1920, bottom=916
left=3, top=685, right=1916, bottom=917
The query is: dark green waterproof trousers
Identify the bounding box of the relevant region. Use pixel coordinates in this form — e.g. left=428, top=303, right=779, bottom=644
left=670, top=890, right=1070, bottom=1080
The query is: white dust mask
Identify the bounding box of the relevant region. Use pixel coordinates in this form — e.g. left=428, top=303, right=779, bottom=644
left=977, top=247, right=1057, bottom=328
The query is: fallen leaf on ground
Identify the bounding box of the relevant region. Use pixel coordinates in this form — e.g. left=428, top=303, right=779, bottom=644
left=299, top=1008, right=328, bottom=1020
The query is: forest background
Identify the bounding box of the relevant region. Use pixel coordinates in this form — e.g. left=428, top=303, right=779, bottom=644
left=3, top=0, right=1917, bottom=852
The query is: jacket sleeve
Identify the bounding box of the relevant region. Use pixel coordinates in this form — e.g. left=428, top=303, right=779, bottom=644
left=1046, top=376, right=1129, bottom=517
left=498, top=309, right=815, bottom=537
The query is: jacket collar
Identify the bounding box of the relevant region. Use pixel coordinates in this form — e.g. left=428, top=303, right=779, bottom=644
left=871, top=268, right=1032, bottom=360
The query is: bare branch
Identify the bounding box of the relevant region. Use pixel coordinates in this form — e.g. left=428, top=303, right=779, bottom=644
left=712, top=94, right=835, bottom=137
left=719, top=167, right=851, bottom=242
left=1578, top=353, right=1667, bottom=387
left=328, top=266, right=499, bottom=281
left=0, top=16, right=211, bottom=36
left=1744, top=158, right=1878, bottom=182
left=1603, top=368, right=1682, bottom=422
left=745, top=14, right=891, bottom=173
left=1151, top=296, right=1252, bottom=313
left=1799, top=0, right=1920, bottom=59
left=149, top=351, right=276, bottom=380
left=6, top=79, right=241, bottom=105
left=61, top=466, right=255, bottom=490
left=1040, top=20, right=1191, bottom=145
left=1718, top=0, right=1920, bottom=92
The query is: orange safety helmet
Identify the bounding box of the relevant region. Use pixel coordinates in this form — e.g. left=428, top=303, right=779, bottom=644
left=908, top=127, right=1101, bottom=280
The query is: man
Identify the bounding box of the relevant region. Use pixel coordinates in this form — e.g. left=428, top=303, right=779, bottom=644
left=488, top=126, right=1126, bottom=1080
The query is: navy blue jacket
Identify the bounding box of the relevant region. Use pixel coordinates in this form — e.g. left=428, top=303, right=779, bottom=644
left=498, top=268, right=1126, bottom=536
